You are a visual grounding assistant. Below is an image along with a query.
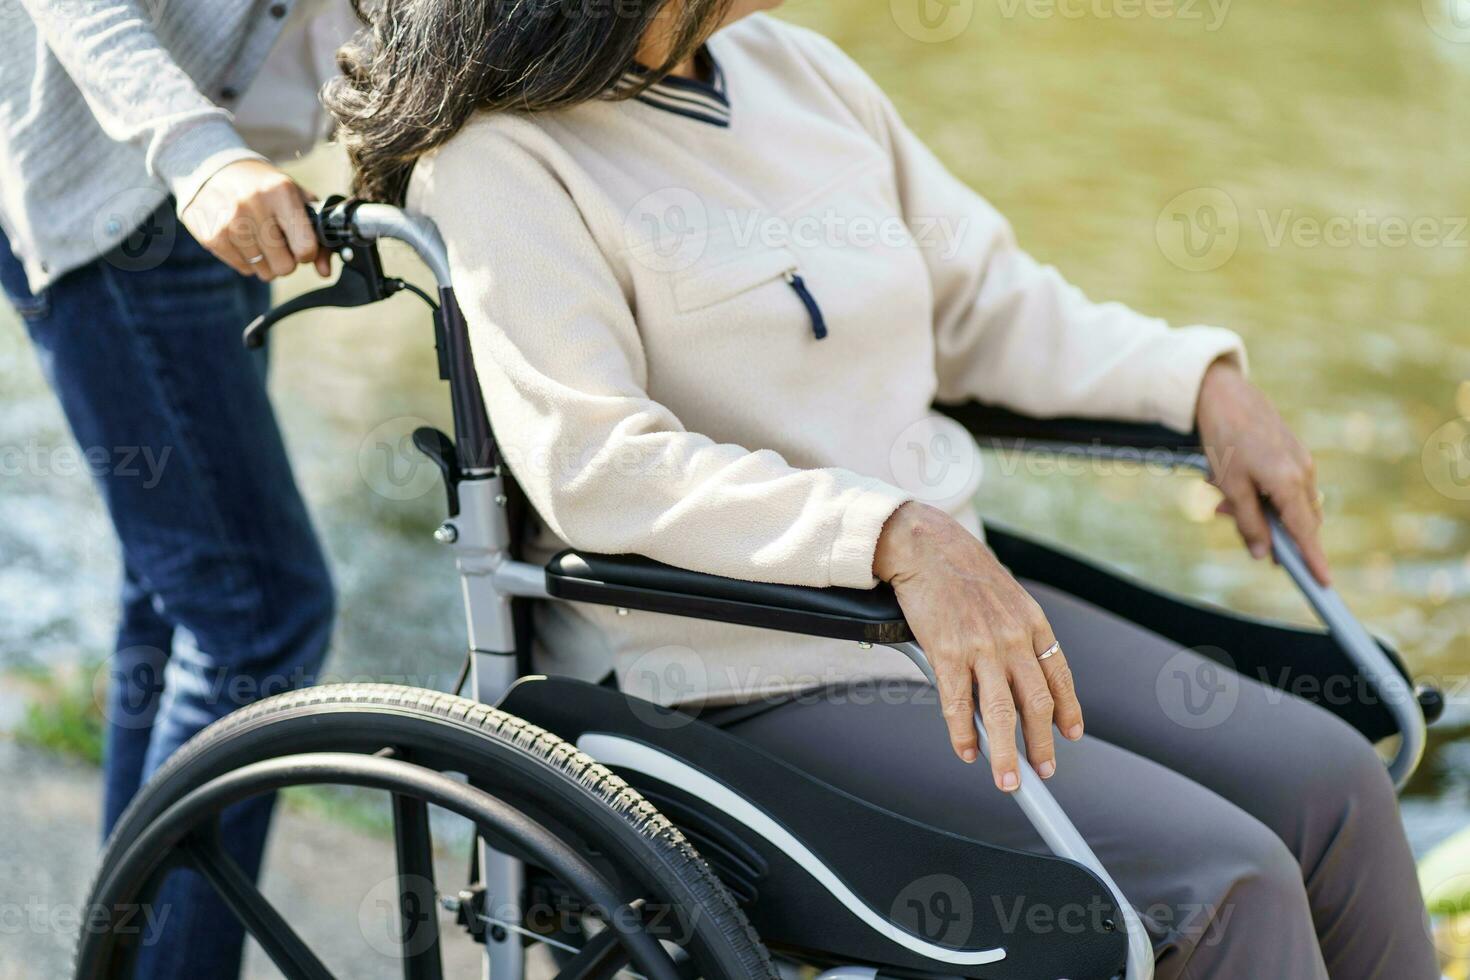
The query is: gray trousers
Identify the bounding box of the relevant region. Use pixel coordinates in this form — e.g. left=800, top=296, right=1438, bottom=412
left=722, top=581, right=1438, bottom=979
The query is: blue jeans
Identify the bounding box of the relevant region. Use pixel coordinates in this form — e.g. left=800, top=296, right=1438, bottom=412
left=1, top=206, right=333, bottom=978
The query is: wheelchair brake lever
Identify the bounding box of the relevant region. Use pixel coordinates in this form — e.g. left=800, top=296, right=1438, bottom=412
left=241, top=198, right=402, bottom=349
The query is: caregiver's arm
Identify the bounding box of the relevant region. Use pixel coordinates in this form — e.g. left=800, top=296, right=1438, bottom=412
left=18, top=0, right=324, bottom=278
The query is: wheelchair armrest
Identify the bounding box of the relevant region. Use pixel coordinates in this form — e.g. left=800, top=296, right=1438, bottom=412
left=544, top=551, right=914, bottom=644
left=936, top=401, right=1204, bottom=455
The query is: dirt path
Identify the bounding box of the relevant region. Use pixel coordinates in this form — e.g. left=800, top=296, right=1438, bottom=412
left=0, top=739, right=499, bottom=978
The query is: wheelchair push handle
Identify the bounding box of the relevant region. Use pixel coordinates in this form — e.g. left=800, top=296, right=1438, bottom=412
left=235, top=198, right=494, bottom=478
left=240, top=197, right=409, bottom=349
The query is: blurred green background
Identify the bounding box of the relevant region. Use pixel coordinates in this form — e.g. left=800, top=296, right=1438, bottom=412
left=2, top=0, right=1469, bottom=964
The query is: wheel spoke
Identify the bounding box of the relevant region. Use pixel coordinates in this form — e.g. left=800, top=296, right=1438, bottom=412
left=182, top=832, right=335, bottom=980
left=392, top=791, right=445, bottom=980
left=551, top=926, right=627, bottom=980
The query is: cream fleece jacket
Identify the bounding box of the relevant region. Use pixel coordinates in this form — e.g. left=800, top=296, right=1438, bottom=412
left=407, top=14, right=1245, bottom=705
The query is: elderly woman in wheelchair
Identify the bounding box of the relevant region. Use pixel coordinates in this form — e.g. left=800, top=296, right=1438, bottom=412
left=74, top=1, right=1445, bottom=979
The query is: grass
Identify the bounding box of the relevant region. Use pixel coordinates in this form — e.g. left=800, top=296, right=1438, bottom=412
left=280, top=784, right=396, bottom=839
left=9, top=662, right=104, bottom=764
left=5, top=664, right=400, bottom=838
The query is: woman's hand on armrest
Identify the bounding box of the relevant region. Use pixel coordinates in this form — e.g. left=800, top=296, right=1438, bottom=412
left=874, top=502, right=1084, bottom=792
left=1196, top=358, right=1331, bottom=585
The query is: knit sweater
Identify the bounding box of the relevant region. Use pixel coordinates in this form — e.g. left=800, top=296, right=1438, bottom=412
left=0, top=0, right=351, bottom=292
left=407, top=14, right=1246, bottom=705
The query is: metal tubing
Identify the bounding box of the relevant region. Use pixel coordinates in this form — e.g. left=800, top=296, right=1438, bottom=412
left=352, top=205, right=452, bottom=287
left=1021, top=445, right=1426, bottom=785
left=346, top=205, right=492, bottom=469
left=479, top=839, right=526, bottom=980
left=451, top=477, right=517, bottom=657
left=887, top=641, right=1154, bottom=980
left=1266, top=515, right=1426, bottom=788
left=1176, top=449, right=1425, bottom=786
left=470, top=648, right=528, bottom=980
left=491, top=559, right=551, bottom=599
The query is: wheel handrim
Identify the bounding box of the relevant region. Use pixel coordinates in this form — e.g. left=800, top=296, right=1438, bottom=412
left=77, top=751, right=694, bottom=980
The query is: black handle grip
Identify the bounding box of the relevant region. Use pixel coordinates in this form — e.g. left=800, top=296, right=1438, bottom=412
left=240, top=199, right=397, bottom=349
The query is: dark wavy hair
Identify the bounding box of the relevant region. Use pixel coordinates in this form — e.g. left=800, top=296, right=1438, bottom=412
left=326, top=0, right=732, bottom=204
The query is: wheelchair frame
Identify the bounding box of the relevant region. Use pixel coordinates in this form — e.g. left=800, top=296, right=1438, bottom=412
left=114, top=199, right=1437, bottom=980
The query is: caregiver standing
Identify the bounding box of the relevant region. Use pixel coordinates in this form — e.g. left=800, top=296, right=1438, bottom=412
left=0, top=1, right=355, bottom=976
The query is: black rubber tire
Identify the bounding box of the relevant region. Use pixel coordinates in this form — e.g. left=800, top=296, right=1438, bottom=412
left=74, top=683, right=776, bottom=980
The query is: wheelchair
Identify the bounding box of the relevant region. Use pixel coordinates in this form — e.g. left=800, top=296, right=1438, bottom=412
left=71, top=198, right=1446, bottom=980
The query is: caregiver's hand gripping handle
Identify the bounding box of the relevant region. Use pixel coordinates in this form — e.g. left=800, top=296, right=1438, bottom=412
left=874, top=502, right=1085, bottom=792
left=181, top=159, right=333, bottom=281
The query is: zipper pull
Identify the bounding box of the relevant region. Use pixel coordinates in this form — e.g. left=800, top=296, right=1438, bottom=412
left=783, top=270, right=827, bottom=340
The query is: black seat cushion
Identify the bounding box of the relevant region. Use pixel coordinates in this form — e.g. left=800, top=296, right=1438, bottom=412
left=500, top=676, right=1127, bottom=979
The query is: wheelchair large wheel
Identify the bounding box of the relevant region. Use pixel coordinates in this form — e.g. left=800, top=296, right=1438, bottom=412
left=73, top=684, right=776, bottom=980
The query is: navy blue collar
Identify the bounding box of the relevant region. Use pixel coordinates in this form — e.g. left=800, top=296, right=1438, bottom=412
left=617, top=48, right=730, bottom=128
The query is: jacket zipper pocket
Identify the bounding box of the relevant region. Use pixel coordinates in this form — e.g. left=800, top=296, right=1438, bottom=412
left=783, top=270, right=827, bottom=340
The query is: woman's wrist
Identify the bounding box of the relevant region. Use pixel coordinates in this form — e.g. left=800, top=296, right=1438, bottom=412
left=1195, top=354, right=1248, bottom=433
left=873, top=500, right=946, bottom=583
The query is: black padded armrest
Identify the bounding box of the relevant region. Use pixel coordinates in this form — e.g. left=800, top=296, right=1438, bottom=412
left=936, top=401, right=1203, bottom=455
left=544, top=551, right=913, bottom=644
